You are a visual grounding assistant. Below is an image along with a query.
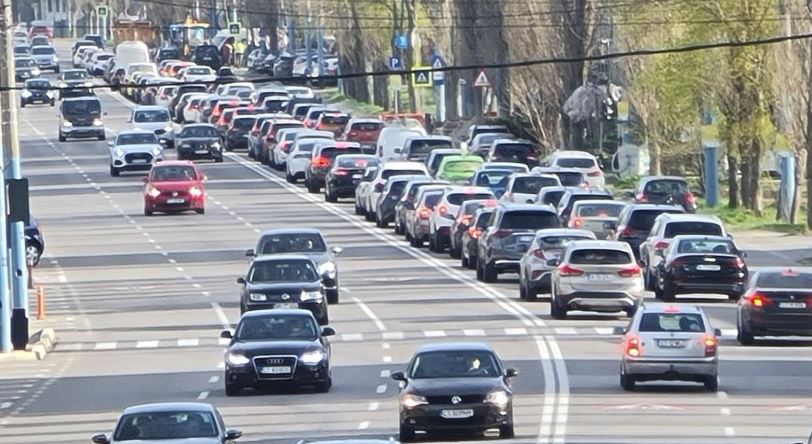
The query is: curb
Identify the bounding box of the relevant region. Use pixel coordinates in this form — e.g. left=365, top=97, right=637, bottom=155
left=0, top=328, right=57, bottom=362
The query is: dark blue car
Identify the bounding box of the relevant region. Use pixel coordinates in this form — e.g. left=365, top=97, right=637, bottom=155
left=25, top=217, right=45, bottom=267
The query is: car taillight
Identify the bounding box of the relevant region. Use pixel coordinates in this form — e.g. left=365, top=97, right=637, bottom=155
left=438, top=205, right=448, bottom=217
left=654, top=240, right=670, bottom=250
left=374, top=182, right=385, bottom=192
left=312, top=156, right=330, bottom=168
left=505, top=193, right=514, bottom=202
left=625, top=336, right=641, bottom=357
left=491, top=229, right=511, bottom=239
left=557, top=263, right=584, bottom=277
left=348, top=131, right=358, bottom=138
left=734, top=256, right=746, bottom=269
left=746, top=292, right=771, bottom=307
left=468, top=227, right=482, bottom=239
left=621, top=227, right=635, bottom=237
left=570, top=217, right=583, bottom=228
left=703, top=335, right=718, bottom=357
left=587, top=170, right=603, bottom=177
left=686, top=193, right=698, bottom=204
left=617, top=265, right=642, bottom=277
left=280, top=142, right=291, bottom=153
left=532, top=249, right=546, bottom=259
left=457, top=214, right=473, bottom=224
left=418, top=207, right=431, bottom=220
left=333, top=169, right=349, bottom=176
left=304, top=119, right=313, bottom=127
left=636, top=193, right=648, bottom=203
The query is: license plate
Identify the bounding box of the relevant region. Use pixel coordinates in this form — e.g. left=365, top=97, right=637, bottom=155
left=260, top=366, right=291, bottom=374
left=440, top=409, right=474, bottom=419
left=166, top=198, right=185, bottom=204
left=587, top=274, right=614, bottom=282
left=518, top=235, right=534, bottom=242
left=657, top=339, right=687, bottom=348
left=274, top=302, right=298, bottom=309
left=352, top=174, right=362, bottom=179
left=132, top=158, right=149, bottom=163
left=779, top=302, right=807, bottom=309
left=696, top=264, right=721, bottom=271
left=195, top=149, right=209, bottom=154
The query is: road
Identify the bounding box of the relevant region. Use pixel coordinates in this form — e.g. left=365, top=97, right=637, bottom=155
left=1, top=40, right=811, bottom=444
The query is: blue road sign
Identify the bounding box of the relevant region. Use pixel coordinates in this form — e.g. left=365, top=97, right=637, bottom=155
left=389, top=56, right=402, bottom=71
left=394, top=35, right=409, bottom=49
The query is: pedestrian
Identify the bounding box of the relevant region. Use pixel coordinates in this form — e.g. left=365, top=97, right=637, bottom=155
left=235, top=39, right=246, bottom=67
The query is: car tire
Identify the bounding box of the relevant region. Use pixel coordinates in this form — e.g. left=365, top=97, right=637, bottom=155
left=450, top=243, right=461, bottom=259
left=98, top=134, right=105, bottom=141
left=704, top=375, right=719, bottom=392
left=378, top=216, right=388, bottom=228
left=644, top=265, right=655, bottom=291
left=327, top=289, right=339, bottom=305
left=461, top=253, right=469, bottom=268
left=224, top=380, right=241, bottom=397
left=25, top=243, right=42, bottom=267
left=354, top=202, right=362, bottom=215
left=476, top=261, right=484, bottom=281
left=365, top=211, right=375, bottom=222
left=620, top=368, right=636, bottom=391
left=306, top=180, right=320, bottom=194
left=50, top=100, right=55, bottom=107
left=525, top=282, right=538, bottom=302
left=144, top=208, right=154, bottom=216
left=215, top=157, right=224, bottom=163
left=428, top=233, right=437, bottom=252
left=20, top=101, right=25, bottom=108
left=469, top=252, right=478, bottom=270
left=195, top=208, right=205, bottom=215
left=58, top=134, right=66, bottom=142
left=410, top=235, right=422, bottom=248
left=737, top=315, right=755, bottom=345
left=325, top=188, right=337, bottom=203
left=499, top=424, right=515, bottom=439
left=550, top=286, right=567, bottom=319
left=399, top=425, right=416, bottom=443
left=286, top=172, right=296, bottom=183
left=483, top=262, right=497, bottom=283
left=109, top=165, right=120, bottom=177
left=519, top=281, right=527, bottom=300
left=315, top=376, right=332, bottom=393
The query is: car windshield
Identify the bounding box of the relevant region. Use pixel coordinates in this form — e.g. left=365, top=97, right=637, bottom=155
left=295, top=141, right=320, bottom=153
left=512, top=176, right=560, bottom=194
left=151, top=166, right=197, bottom=181
left=475, top=211, right=495, bottom=228
left=233, top=118, right=256, bottom=129
left=408, top=139, right=453, bottom=155
left=502, top=211, right=559, bottom=230
left=475, top=170, right=512, bottom=187
left=248, top=259, right=319, bottom=282
left=639, top=313, right=706, bottom=333
left=337, top=156, right=376, bottom=169
left=422, top=192, right=443, bottom=209
left=195, top=46, right=219, bottom=58
left=557, top=157, right=596, bottom=169
left=645, top=179, right=689, bottom=195
left=160, top=49, right=180, bottom=58
left=186, top=67, right=212, bottom=75
left=236, top=314, right=318, bottom=341
left=475, top=133, right=512, bottom=146
left=386, top=180, right=410, bottom=195
left=321, top=115, right=350, bottom=125
left=26, top=80, right=49, bottom=89
left=553, top=171, right=585, bottom=187
left=321, top=147, right=363, bottom=159
left=677, top=239, right=735, bottom=254
left=664, top=222, right=723, bottom=238
left=32, top=47, right=55, bottom=55
left=382, top=169, right=426, bottom=180
left=755, top=271, right=812, bottom=288
left=575, top=202, right=626, bottom=218
left=539, top=190, right=566, bottom=207
left=258, top=233, right=326, bottom=254
left=117, top=133, right=158, bottom=145
left=569, top=249, right=631, bottom=265
left=447, top=193, right=494, bottom=206
left=14, top=46, right=29, bottom=54
left=628, top=209, right=683, bottom=231
left=493, top=143, right=534, bottom=160
left=429, top=153, right=460, bottom=172
left=114, top=411, right=218, bottom=440
left=15, top=59, right=36, bottom=67
left=410, top=350, right=500, bottom=378
left=63, top=70, right=87, bottom=80
left=539, top=235, right=594, bottom=248
left=62, top=99, right=101, bottom=116
left=133, top=110, right=169, bottom=123
left=352, top=122, right=382, bottom=132
left=180, top=126, right=218, bottom=138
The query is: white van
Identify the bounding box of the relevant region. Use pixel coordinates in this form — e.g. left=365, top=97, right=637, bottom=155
left=113, top=41, right=149, bottom=73
left=376, top=126, right=427, bottom=162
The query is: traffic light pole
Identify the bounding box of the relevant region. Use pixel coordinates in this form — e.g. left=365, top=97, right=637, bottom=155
left=0, top=0, right=16, bottom=353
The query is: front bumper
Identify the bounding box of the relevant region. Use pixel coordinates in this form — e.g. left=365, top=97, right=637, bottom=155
left=226, top=359, right=329, bottom=387
left=623, top=357, right=718, bottom=380
left=400, top=402, right=512, bottom=433
left=668, top=275, right=745, bottom=295
left=145, top=194, right=204, bottom=212
left=178, top=146, right=223, bottom=160
left=226, top=134, right=250, bottom=149
left=21, top=94, right=53, bottom=104
left=113, top=153, right=161, bottom=170
left=60, top=126, right=105, bottom=139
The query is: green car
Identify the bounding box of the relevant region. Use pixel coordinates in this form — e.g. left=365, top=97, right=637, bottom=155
left=435, top=155, right=485, bottom=184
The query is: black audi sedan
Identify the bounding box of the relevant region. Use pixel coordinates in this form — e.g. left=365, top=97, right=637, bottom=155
left=392, top=343, right=517, bottom=442
left=221, top=309, right=334, bottom=396
left=324, top=154, right=380, bottom=202
left=654, top=235, right=748, bottom=301
left=238, top=255, right=329, bottom=325
left=175, top=124, right=224, bottom=162
left=737, top=268, right=812, bottom=345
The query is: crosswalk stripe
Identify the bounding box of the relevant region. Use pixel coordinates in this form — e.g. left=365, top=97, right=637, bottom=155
left=554, top=327, right=577, bottom=335
left=178, top=339, right=199, bottom=347
left=463, top=329, right=486, bottom=336
left=424, top=330, right=446, bottom=338
left=341, top=333, right=363, bottom=342
left=504, top=327, right=527, bottom=336
left=136, top=341, right=159, bottom=349
left=94, top=342, right=117, bottom=350
left=382, top=331, right=404, bottom=340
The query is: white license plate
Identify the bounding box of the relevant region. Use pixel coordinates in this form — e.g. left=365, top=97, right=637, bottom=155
left=696, top=264, right=721, bottom=271
left=352, top=174, right=362, bottom=179
left=587, top=274, right=614, bottom=282
left=274, top=302, right=298, bottom=309
left=518, top=235, right=534, bottom=242
left=166, top=198, right=185, bottom=204
left=779, top=302, right=807, bottom=309
left=440, top=409, right=474, bottom=419
left=132, top=158, right=149, bottom=163
left=195, top=149, right=209, bottom=154
left=657, top=339, right=687, bottom=348
left=260, top=366, right=291, bottom=374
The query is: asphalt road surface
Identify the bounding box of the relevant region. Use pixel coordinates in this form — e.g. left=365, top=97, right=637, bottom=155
left=1, top=41, right=811, bottom=444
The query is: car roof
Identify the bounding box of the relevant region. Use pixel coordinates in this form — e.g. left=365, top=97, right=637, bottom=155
left=551, top=150, right=597, bottom=158
left=566, top=239, right=632, bottom=251
left=638, top=302, right=704, bottom=315
left=381, top=161, right=427, bottom=169
left=539, top=186, right=580, bottom=194
left=241, top=308, right=316, bottom=319
left=564, top=189, right=612, bottom=196
left=181, top=123, right=217, bottom=129
left=657, top=213, right=722, bottom=223
left=414, top=342, right=495, bottom=354
left=258, top=228, right=324, bottom=236
left=639, top=175, right=688, bottom=184
left=571, top=200, right=626, bottom=207
left=349, top=117, right=383, bottom=124
left=671, top=235, right=733, bottom=243
left=626, top=203, right=685, bottom=211
left=501, top=204, right=556, bottom=212
left=117, top=129, right=156, bottom=136
left=429, top=148, right=463, bottom=155
left=493, top=138, right=533, bottom=145
left=534, top=228, right=596, bottom=238
left=251, top=254, right=318, bottom=263
left=153, top=160, right=196, bottom=167
left=122, top=402, right=215, bottom=415
left=133, top=105, right=168, bottom=112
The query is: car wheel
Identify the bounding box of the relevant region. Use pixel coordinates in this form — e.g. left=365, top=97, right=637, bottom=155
left=315, top=376, right=332, bottom=393
left=410, top=235, right=421, bottom=248
left=624, top=305, right=638, bottom=318
left=224, top=379, right=241, bottom=397
left=469, top=251, right=478, bottom=270
left=378, top=216, right=388, bottom=228
left=550, top=285, right=567, bottom=319
left=449, top=243, right=461, bottom=259
left=50, top=100, right=55, bottom=107
left=476, top=261, right=484, bottom=281
left=461, top=253, right=469, bottom=268
left=215, top=157, right=223, bottom=163
left=354, top=202, right=362, bottom=215
left=286, top=172, right=296, bottom=183
left=327, top=289, right=339, bottom=305
left=620, top=367, right=636, bottom=391
left=98, top=134, right=105, bottom=141
left=428, top=233, right=437, bottom=252
left=399, top=425, right=416, bottom=443
left=325, top=188, right=337, bottom=203
left=704, top=375, right=719, bottom=392
left=144, top=208, right=154, bottom=216
left=483, top=261, right=497, bottom=283
left=644, top=265, right=655, bottom=291
left=58, top=134, right=66, bottom=142
left=737, top=315, right=755, bottom=345
left=195, top=208, right=205, bottom=215
left=306, top=180, right=320, bottom=194
left=20, top=101, right=25, bottom=108
left=499, top=424, right=515, bottom=439
left=109, top=165, right=120, bottom=177
left=318, top=308, right=329, bottom=326
left=25, top=243, right=42, bottom=267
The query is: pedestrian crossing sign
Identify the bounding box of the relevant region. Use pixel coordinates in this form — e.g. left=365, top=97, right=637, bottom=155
left=412, top=67, right=431, bottom=88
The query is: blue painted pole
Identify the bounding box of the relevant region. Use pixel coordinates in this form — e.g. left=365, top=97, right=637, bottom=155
left=778, top=153, right=795, bottom=221
left=10, top=156, right=27, bottom=319
left=702, top=142, right=719, bottom=207
left=0, top=150, right=10, bottom=354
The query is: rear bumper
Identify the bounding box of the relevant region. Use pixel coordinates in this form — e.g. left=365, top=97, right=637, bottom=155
left=623, top=358, right=717, bottom=379
left=491, top=259, right=520, bottom=272
left=557, top=290, right=643, bottom=312
left=742, top=310, right=812, bottom=336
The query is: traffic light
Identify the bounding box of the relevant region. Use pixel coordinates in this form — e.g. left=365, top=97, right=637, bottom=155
left=97, top=5, right=108, bottom=17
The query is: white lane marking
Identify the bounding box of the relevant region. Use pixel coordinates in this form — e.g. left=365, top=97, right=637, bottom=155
left=376, top=384, right=387, bottom=394
left=175, top=266, right=185, bottom=273
left=209, top=376, right=219, bottom=384
left=178, top=339, right=199, bottom=347
left=382, top=356, right=392, bottom=363
left=720, top=408, right=731, bottom=415
left=721, top=328, right=737, bottom=337
left=57, top=275, right=67, bottom=283
left=724, top=427, right=736, bottom=437
left=717, top=391, right=729, bottom=400
left=594, top=327, right=614, bottom=335
left=382, top=331, right=404, bottom=340
left=357, top=421, right=369, bottom=430
left=380, top=370, right=391, bottom=378
left=0, top=402, right=12, bottom=409
left=382, top=343, right=390, bottom=350
left=505, top=327, right=528, bottom=336
left=536, top=338, right=556, bottom=444
left=136, top=341, right=159, bottom=349
left=192, top=283, right=202, bottom=288
left=554, top=327, right=577, bottom=335
left=168, top=258, right=177, bottom=264
left=352, top=297, right=387, bottom=332
left=548, top=338, right=569, bottom=443
left=219, top=338, right=231, bottom=346
left=95, top=342, right=117, bottom=350
left=210, top=302, right=231, bottom=329
left=253, top=228, right=261, bottom=233
left=463, top=329, right=486, bottom=336
left=341, top=333, right=363, bottom=342
left=368, top=402, right=379, bottom=411
left=197, top=391, right=209, bottom=400
left=424, top=330, right=446, bottom=338
left=217, top=362, right=225, bottom=369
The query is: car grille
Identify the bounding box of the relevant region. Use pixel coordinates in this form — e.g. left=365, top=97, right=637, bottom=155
left=154, top=129, right=166, bottom=135
left=425, top=394, right=486, bottom=405
left=124, top=153, right=153, bottom=163
left=252, top=355, right=298, bottom=380
left=254, top=291, right=300, bottom=303
left=159, top=190, right=189, bottom=198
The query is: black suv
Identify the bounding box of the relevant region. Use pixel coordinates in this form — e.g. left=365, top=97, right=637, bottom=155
left=611, top=204, right=684, bottom=259
left=192, top=45, right=222, bottom=70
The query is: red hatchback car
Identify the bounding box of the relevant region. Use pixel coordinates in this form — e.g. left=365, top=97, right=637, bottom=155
left=143, top=161, right=206, bottom=216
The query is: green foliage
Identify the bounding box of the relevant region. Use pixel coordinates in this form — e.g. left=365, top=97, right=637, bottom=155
left=699, top=204, right=806, bottom=234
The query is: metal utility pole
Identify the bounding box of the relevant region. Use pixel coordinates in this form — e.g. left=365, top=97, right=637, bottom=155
left=316, top=0, right=323, bottom=83
left=305, top=0, right=312, bottom=75
left=0, top=0, right=21, bottom=353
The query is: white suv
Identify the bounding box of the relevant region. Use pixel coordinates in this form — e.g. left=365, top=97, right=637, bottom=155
left=544, top=150, right=605, bottom=189
left=362, top=161, right=429, bottom=220
left=428, top=186, right=495, bottom=253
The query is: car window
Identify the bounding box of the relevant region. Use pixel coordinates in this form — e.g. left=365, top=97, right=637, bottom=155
left=117, top=133, right=158, bottom=145
left=664, top=222, right=723, bottom=238
left=15, top=59, right=36, bottom=67
left=512, top=176, right=559, bottom=194
left=410, top=350, right=500, bottom=378
left=236, top=314, right=318, bottom=341
left=493, top=143, right=534, bottom=160
left=179, top=126, right=218, bottom=138
left=501, top=211, right=559, bottom=230
left=32, top=46, right=55, bottom=55
left=186, top=67, right=212, bottom=75
left=575, top=202, right=625, bottom=218
left=248, top=259, right=319, bottom=282
left=429, top=153, right=460, bottom=172
left=475, top=211, right=495, bottom=229
left=232, top=118, right=256, bottom=129
left=386, top=180, right=410, bottom=195
left=645, top=180, right=688, bottom=195
left=382, top=169, right=426, bottom=180
left=553, top=171, right=585, bottom=187
left=677, top=239, right=735, bottom=254
left=447, top=193, right=493, bottom=206
left=133, top=110, right=170, bottom=123
left=569, top=249, right=631, bottom=265
left=321, top=115, right=350, bottom=125
left=539, top=190, right=565, bottom=207
left=26, top=80, right=49, bottom=89
left=151, top=166, right=197, bottom=181
left=63, top=70, right=87, bottom=80
left=352, top=122, right=382, bottom=131
left=556, top=157, right=596, bottom=169
left=539, top=235, right=594, bottom=248
left=321, top=147, right=363, bottom=159
left=408, top=139, right=453, bottom=155
left=638, top=313, right=705, bottom=333
left=422, top=192, right=443, bottom=208
left=114, top=411, right=218, bottom=440
left=258, top=233, right=326, bottom=254
left=755, top=271, right=812, bottom=288
left=628, top=209, right=682, bottom=231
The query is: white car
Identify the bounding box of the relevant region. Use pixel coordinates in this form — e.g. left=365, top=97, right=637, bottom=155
left=286, top=138, right=331, bottom=183
left=272, top=127, right=313, bottom=167
left=567, top=200, right=628, bottom=238
left=619, top=303, right=720, bottom=392
left=222, top=82, right=255, bottom=96
left=362, top=161, right=430, bottom=220
left=88, top=51, right=114, bottom=76
left=500, top=173, right=561, bottom=204
left=376, top=127, right=427, bottom=161
left=479, top=162, right=529, bottom=174
left=181, top=65, right=217, bottom=83
left=91, top=402, right=241, bottom=444
left=292, top=54, right=319, bottom=78
left=427, top=186, right=495, bottom=253
left=129, top=105, right=175, bottom=148
left=284, top=85, right=315, bottom=98
left=73, top=45, right=96, bottom=68
left=544, top=150, right=605, bottom=189
left=108, top=130, right=164, bottom=177
left=154, top=83, right=180, bottom=109
left=549, top=240, right=644, bottom=319
left=518, top=228, right=596, bottom=300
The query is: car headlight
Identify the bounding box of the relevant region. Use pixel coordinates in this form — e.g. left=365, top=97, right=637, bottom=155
left=401, top=394, right=428, bottom=409
left=31, top=68, right=40, bottom=76
left=299, top=289, right=323, bottom=302
left=53, top=56, right=59, bottom=63
left=189, top=186, right=202, bottom=197
left=226, top=352, right=250, bottom=366
left=163, top=125, right=173, bottom=132
left=114, top=148, right=125, bottom=158
left=249, top=293, right=267, bottom=302
left=58, top=82, right=67, bottom=88
left=84, top=81, right=93, bottom=87
left=486, top=390, right=510, bottom=408
left=318, top=261, right=336, bottom=277
left=211, top=142, right=221, bottom=150
left=300, top=350, right=325, bottom=365
left=93, top=118, right=103, bottom=126
left=151, top=147, right=162, bottom=157
left=147, top=185, right=161, bottom=198
left=62, top=121, right=72, bottom=127
left=21, top=90, right=31, bottom=98
left=181, top=143, right=191, bottom=149
left=46, top=91, right=54, bottom=98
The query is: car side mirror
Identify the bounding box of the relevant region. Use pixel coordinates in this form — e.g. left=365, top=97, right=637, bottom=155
left=245, top=249, right=255, bottom=257
left=107, top=141, right=113, bottom=147
left=504, top=367, right=519, bottom=378
left=91, top=434, right=111, bottom=444
left=714, top=328, right=722, bottom=337
left=603, top=221, right=617, bottom=230
left=220, top=330, right=232, bottom=339
left=321, top=326, right=336, bottom=337
left=126, top=118, right=132, bottom=123
left=391, top=371, right=407, bottom=382
left=331, top=246, right=343, bottom=255
left=613, top=326, right=628, bottom=335
left=224, top=429, right=242, bottom=441
left=236, top=277, right=246, bottom=285
left=624, top=191, right=635, bottom=200
left=546, top=258, right=558, bottom=267
left=393, top=147, right=402, bottom=154
left=103, top=112, right=108, bottom=116
left=727, top=233, right=734, bottom=239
